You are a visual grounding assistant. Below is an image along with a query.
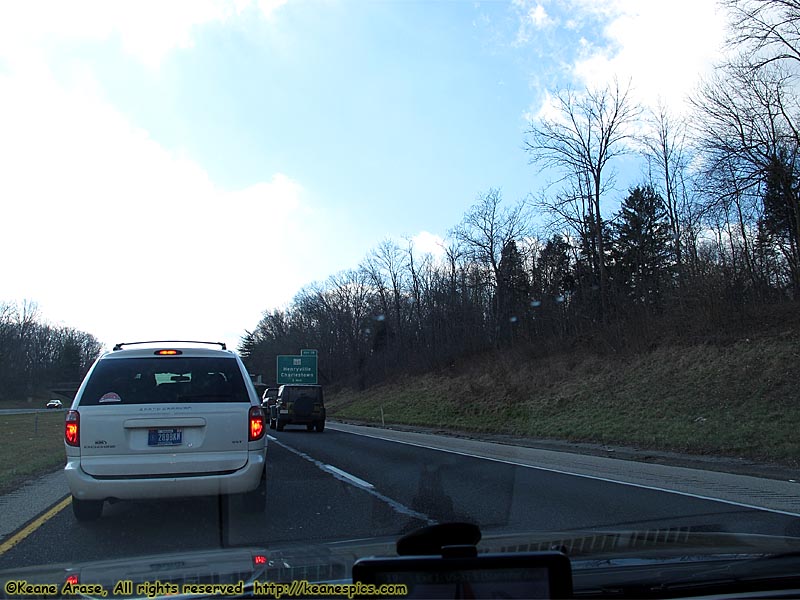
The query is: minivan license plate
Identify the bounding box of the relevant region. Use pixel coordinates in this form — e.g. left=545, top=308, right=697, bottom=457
left=148, top=428, right=182, bottom=446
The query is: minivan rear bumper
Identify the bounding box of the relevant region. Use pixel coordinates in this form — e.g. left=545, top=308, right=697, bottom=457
left=65, top=449, right=266, bottom=500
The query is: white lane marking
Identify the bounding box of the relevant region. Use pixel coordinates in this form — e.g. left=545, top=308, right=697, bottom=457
left=270, top=437, right=435, bottom=525
left=328, top=425, right=800, bottom=519
left=322, top=465, right=374, bottom=489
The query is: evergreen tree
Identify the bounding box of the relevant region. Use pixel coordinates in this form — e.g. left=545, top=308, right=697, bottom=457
left=611, top=185, right=673, bottom=308
left=762, top=149, right=800, bottom=289
left=496, top=240, right=531, bottom=344
left=531, top=235, right=575, bottom=338
left=574, top=214, right=614, bottom=322
left=533, top=235, right=574, bottom=300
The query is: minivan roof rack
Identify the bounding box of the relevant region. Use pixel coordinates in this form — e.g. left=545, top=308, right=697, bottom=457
left=112, top=340, right=227, bottom=351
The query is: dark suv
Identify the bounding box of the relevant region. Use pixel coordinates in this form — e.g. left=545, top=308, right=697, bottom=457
left=269, top=385, right=325, bottom=432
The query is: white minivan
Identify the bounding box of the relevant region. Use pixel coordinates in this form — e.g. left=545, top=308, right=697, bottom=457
left=64, top=341, right=267, bottom=521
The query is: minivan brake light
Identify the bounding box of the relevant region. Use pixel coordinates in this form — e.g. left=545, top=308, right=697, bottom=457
left=65, top=410, right=80, bottom=447
left=249, top=406, right=265, bottom=441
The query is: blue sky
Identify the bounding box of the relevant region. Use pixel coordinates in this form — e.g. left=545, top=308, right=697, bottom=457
left=0, top=0, right=727, bottom=349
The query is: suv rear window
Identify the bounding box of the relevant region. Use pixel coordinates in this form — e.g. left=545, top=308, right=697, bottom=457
left=280, top=386, right=323, bottom=403
left=79, top=357, right=249, bottom=405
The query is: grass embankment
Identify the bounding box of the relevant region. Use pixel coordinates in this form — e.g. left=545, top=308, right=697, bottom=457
left=0, top=412, right=65, bottom=494
left=328, top=333, right=800, bottom=466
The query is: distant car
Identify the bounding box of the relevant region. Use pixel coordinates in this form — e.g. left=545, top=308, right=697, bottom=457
left=261, top=386, right=278, bottom=410
left=46, top=399, right=63, bottom=409
left=63, top=341, right=268, bottom=522
left=253, top=382, right=268, bottom=400
left=269, top=384, right=325, bottom=432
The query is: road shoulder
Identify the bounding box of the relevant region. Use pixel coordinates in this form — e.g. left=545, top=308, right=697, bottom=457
left=332, top=419, right=797, bottom=481
left=0, top=468, right=68, bottom=546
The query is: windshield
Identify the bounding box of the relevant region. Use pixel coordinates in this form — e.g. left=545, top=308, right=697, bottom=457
left=1, top=0, right=800, bottom=596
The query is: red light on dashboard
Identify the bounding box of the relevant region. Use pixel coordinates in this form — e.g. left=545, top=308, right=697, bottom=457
left=65, top=574, right=79, bottom=585
left=253, top=555, right=267, bottom=565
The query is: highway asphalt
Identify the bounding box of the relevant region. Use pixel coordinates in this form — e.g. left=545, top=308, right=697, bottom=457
left=0, top=422, right=798, bottom=572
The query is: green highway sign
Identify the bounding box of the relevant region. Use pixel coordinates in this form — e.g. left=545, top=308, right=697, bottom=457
left=300, top=349, right=318, bottom=356
left=276, top=355, right=318, bottom=384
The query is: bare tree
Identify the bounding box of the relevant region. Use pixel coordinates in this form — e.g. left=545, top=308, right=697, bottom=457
left=0, top=301, right=101, bottom=400
left=524, top=80, right=641, bottom=318
left=691, top=59, right=800, bottom=289
left=723, top=0, right=800, bottom=69
left=641, top=101, right=691, bottom=276
left=451, top=189, right=530, bottom=339
left=451, top=188, right=530, bottom=288
left=360, top=239, right=409, bottom=364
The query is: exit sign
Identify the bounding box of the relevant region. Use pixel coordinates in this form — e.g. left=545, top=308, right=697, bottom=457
left=276, top=355, right=318, bottom=384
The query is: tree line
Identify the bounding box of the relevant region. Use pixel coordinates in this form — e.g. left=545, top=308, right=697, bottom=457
left=0, top=301, right=102, bottom=401
left=240, top=0, right=800, bottom=389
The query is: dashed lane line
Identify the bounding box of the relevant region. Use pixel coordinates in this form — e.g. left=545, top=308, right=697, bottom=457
left=269, top=436, right=435, bottom=525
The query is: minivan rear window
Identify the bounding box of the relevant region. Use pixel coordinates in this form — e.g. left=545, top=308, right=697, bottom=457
left=79, top=357, right=249, bottom=405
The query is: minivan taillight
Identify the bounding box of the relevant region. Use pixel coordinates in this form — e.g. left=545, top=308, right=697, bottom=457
left=65, top=410, right=80, bottom=447
left=249, top=406, right=265, bottom=441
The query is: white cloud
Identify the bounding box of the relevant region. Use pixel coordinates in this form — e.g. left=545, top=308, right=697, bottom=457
left=522, top=0, right=727, bottom=141
left=523, top=89, right=560, bottom=123
left=258, top=0, right=289, bottom=19
left=409, top=231, right=446, bottom=259
left=0, top=0, right=287, bottom=69
left=0, top=0, right=312, bottom=349
left=571, top=0, right=726, bottom=114
left=513, top=1, right=556, bottom=46
left=530, top=5, right=554, bottom=28
left=0, top=47, right=310, bottom=349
